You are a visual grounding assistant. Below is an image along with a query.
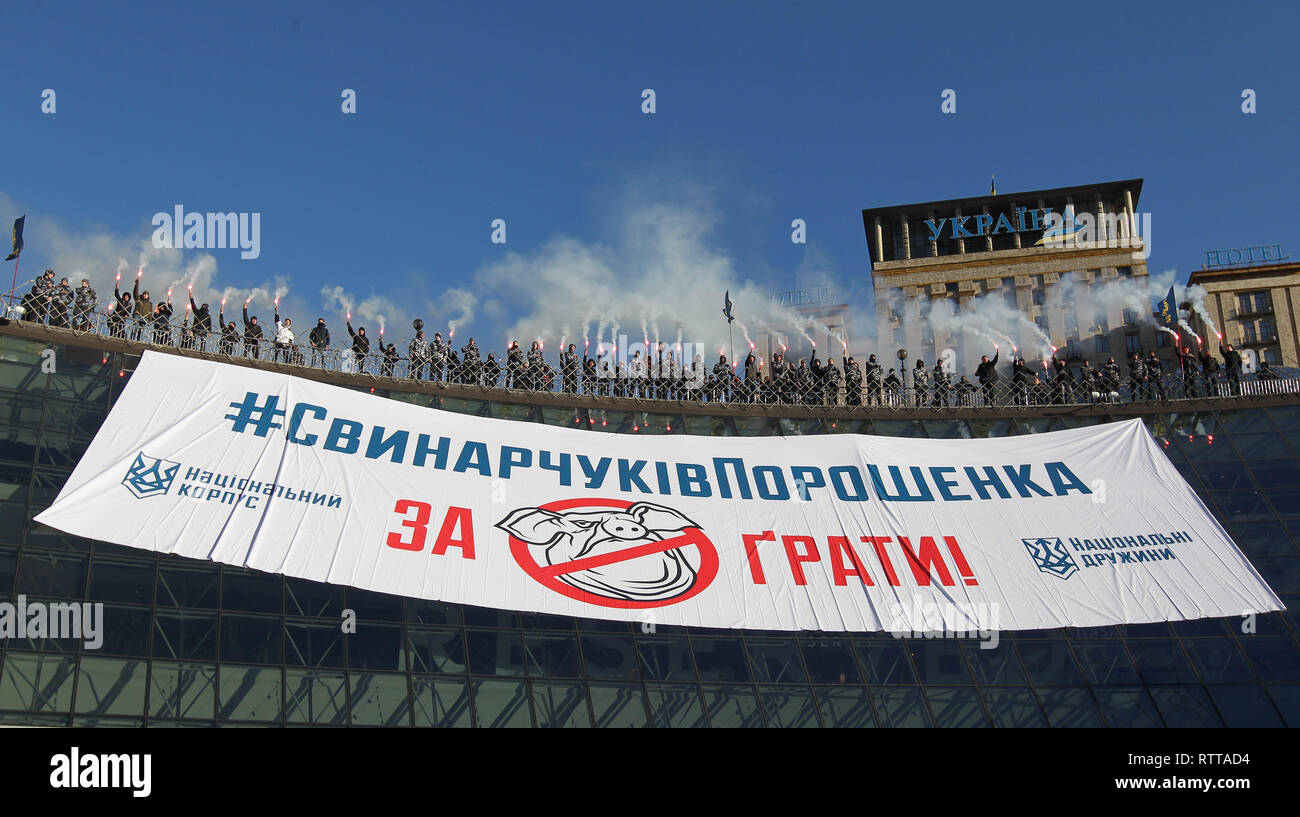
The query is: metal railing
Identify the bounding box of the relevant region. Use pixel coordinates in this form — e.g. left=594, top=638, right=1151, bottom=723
left=6, top=302, right=1297, bottom=411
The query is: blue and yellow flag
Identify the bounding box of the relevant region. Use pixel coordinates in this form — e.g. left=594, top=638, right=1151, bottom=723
left=723, top=290, right=734, bottom=323
left=1156, top=285, right=1177, bottom=330
left=4, top=216, right=23, bottom=261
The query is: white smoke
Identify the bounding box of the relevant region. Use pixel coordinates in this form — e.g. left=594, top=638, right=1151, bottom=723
left=1185, top=284, right=1220, bottom=339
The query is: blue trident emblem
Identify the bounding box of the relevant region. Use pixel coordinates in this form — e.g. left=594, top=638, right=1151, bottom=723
left=122, top=452, right=181, bottom=499
left=1022, top=537, right=1079, bottom=580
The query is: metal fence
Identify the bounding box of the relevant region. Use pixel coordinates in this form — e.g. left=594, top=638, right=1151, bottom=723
left=8, top=302, right=1298, bottom=410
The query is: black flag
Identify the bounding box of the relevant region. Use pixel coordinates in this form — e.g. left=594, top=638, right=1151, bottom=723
left=4, top=216, right=23, bottom=261
left=723, top=290, right=734, bottom=323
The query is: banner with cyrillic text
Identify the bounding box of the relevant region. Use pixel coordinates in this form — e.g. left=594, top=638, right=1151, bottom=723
left=35, top=351, right=1283, bottom=632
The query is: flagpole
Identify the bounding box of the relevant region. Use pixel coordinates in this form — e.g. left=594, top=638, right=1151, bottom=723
left=728, top=321, right=734, bottom=367
left=6, top=253, right=19, bottom=312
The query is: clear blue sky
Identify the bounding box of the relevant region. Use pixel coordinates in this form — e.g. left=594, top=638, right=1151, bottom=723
left=2, top=0, right=1296, bottom=348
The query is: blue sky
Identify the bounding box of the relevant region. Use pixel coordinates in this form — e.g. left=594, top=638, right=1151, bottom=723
left=2, top=1, right=1296, bottom=351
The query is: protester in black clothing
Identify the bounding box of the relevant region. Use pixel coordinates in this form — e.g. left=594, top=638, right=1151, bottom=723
left=1011, top=357, right=1034, bottom=405
left=956, top=375, right=977, bottom=406
left=1144, top=351, right=1167, bottom=401
left=346, top=317, right=369, bottom=373
left=187, top=287, right=212, bottom=348
left=241, top=301, right=263, bottom=358
left=446, top=350, right=462, bottom=384
left=844, top=355, right=862, bottom=406
left=1220, top=341, right=1242, bottom=395
left=1258, top=361, right=1279, bottom=382
left=217, top=304, right=239, bottom=355
left=582, top=352, right=597, bottom=395
left=1127, top=352, right=1146, bottom=401
left=483, top=352, right=502, bottom=387
left=376, top=336, right=399, bottom=377
left=309, top=318, right=330, bottom=368
left=1050, top=354, right=1070, bottom=404
left=526, top=342, right=545, bottom=391
left=131, top=275, right=151, bottom=341
left=1177, top=346, right=1198, bottom=398
left=1029, top=374, right=1050, bottom=406
left=152, top=294, right=174, bottom=346
left=975, top=348, right=1000, bottom=406
left=883, top=369, right=901, bottom=404
left=1197, top=345, right=1217, bottom=396
left=461, top=338, right=482, bottom=385
left=561, top=344, right=579, bottom=394
left=711, top=356, right=731, bottom=402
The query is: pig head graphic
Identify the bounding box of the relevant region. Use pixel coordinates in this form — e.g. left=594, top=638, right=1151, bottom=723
left=496, top=501, right=703, bottom=602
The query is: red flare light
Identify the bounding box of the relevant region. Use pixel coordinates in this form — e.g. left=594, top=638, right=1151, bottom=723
left=601, top=420, right=606, bottom=427
left=632, top=424, right=639, bottom=432
left=1208, top=435, right=1214, bottom=445
left=666, top=425, right=672, bottom=432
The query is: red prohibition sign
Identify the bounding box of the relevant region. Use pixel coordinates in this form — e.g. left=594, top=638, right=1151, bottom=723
left=506, top=497, right=719, bottom=609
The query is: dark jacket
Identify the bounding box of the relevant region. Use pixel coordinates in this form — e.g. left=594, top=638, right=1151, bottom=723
left=346, top=321, right=369, bottom=356
left=975, top=350, right=1000, bottom=384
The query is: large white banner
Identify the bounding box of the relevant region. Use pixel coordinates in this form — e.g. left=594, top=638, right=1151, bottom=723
left=36, top=351, right=1283, bottom=632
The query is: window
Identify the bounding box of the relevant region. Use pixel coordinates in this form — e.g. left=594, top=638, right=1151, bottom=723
left=1254, top=291, right=1271, bottom=313
left=1263, top=348, right=1280, bottom=364
left=1259, top=319, right=1277, bottom=342
left=1032, top=288, right=1045, bottom=306
left=1117, top=266, right=1133, bottom=278
left=1125, top=333, right=1141, bottom=355
left=1242, top=324, right=1257, bottom=344
left=1065, top=337, right=1083, bottom=358
left=1035, top=315, right=1048, bottom=334
left=1002, top=278, right=1017, bottom=310
left=1156, top=331, right=1171, bottom=348
left=945, top=282, right=959, bottom=298
left=1093, top=311, right=1108, bottom=332
left=1121, top=308, right=1139, bottom=325
left=1238, top=294, right=1253, bottom=315
left=1095, top=335, right=1110, bottom=354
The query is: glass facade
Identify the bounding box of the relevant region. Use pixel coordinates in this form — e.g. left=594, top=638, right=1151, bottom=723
left=0, top=335, right=1296, bottom=727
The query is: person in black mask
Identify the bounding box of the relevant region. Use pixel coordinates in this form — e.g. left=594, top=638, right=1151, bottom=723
left=187, top=286, right=211, bottom=349
left=217, top=301, right=239, bottom=356
left=561, top=343, right=579, bottom=394
left=346, top=316, right=369, bottom=373
left=241, top=300, right=263, bottom=358
left=309, top=318, right=330, bottom=367
left=864, top=354, right=882, bottom=406
left=483, top=352, right=502, bottom=387
left=376, top=335, right=400, bottom=377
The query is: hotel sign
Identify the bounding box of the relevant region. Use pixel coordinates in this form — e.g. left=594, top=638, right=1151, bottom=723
left=1203, top=244, right=1287, bottom=269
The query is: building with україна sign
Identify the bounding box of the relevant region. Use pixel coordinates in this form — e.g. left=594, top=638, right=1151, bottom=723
left=863, top=179, right=1162, bottom=378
